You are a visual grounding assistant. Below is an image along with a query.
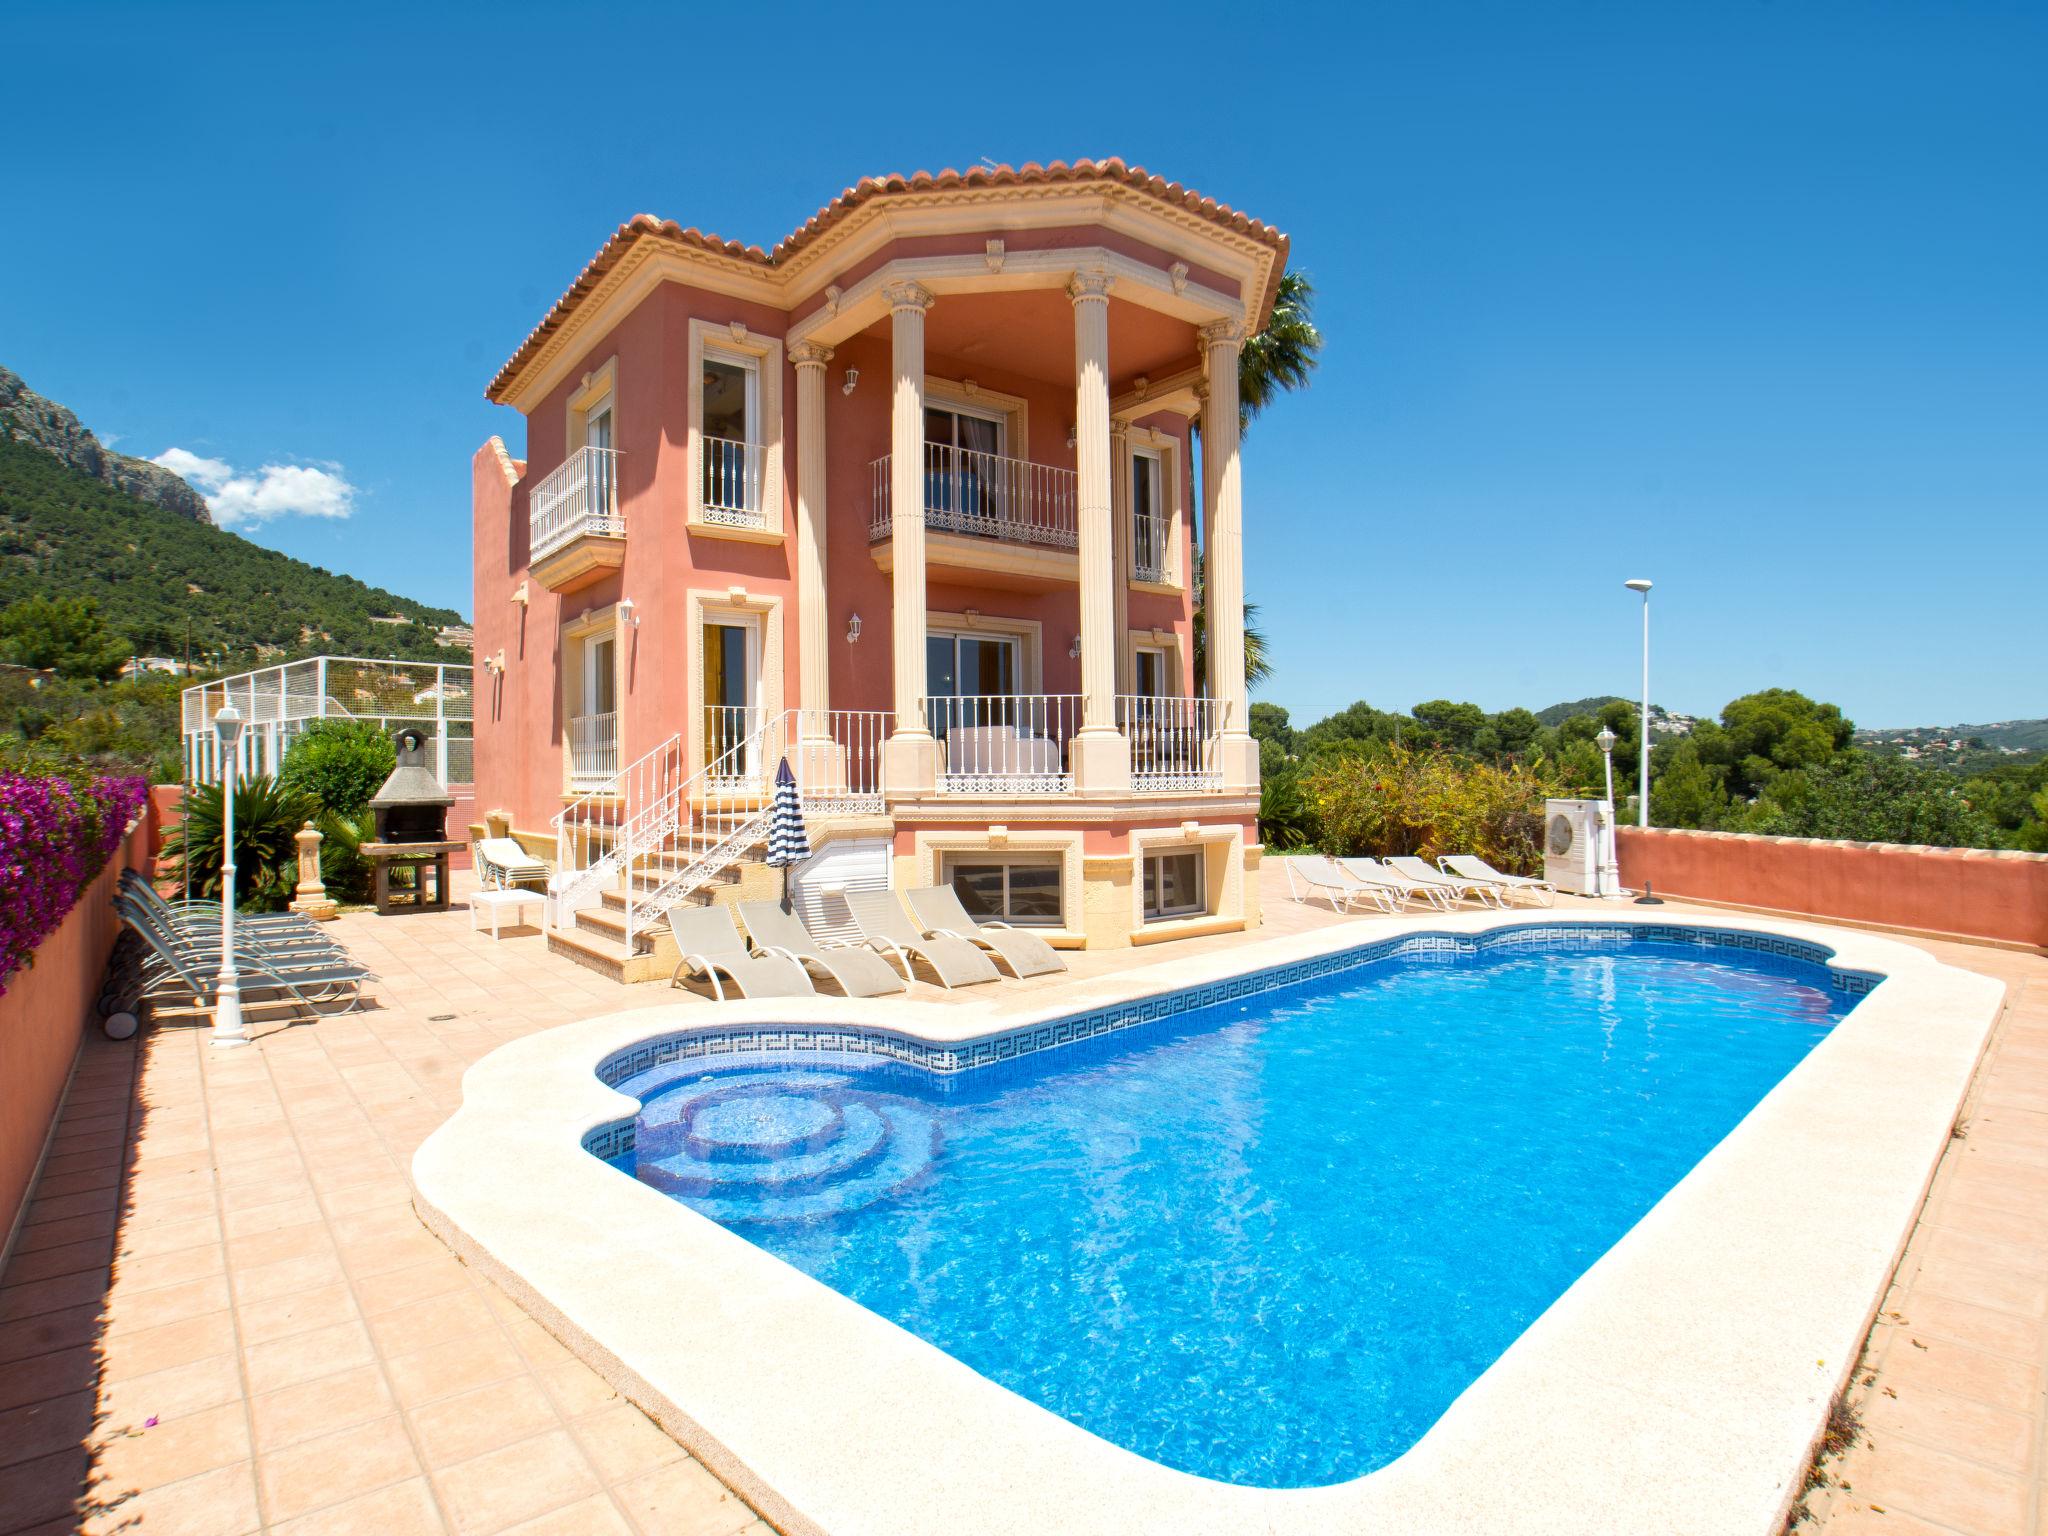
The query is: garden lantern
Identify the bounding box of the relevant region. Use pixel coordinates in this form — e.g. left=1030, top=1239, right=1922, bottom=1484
left=211, top=705, right=249, bottom=1047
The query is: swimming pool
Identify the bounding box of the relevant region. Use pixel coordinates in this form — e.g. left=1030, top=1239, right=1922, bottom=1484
left=606, top=926, right=1862, bottom=1487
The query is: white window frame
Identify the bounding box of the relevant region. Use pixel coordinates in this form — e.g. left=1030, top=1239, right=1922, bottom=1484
left=687, top=319, right=784, bottom=541
left=1141, top=847, right=1206, bottom=922
left=1123, top=424, right=1184, bottom=590
left=940, top=852, right=1066, bottom=929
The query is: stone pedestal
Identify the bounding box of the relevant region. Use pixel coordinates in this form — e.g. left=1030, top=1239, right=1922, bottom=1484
left=289, top=822, right=338, bottom=921
left=1070, top=729, right=1132, bottom=793
left=881, top=732, right=941, bottom=796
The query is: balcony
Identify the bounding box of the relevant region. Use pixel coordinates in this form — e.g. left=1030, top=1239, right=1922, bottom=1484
left=1117, top=694, right=1228, bottom=791
left=700, top=436, right=767, bottom=532
left=924, top=694, right=1081, bottom=794
left=529, top=446, right=624, bottom=592
left=1132, top=511, right=1170, bottom=584
left=870, top=445, right=1079, bottom=591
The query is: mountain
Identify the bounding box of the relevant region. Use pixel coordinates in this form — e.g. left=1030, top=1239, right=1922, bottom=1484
left=0, top=435, right=464, bottom=665
left=1854, top=719, right=2048, bottom=771
left=1, top=365, right=213, bottom=524
left=1535, top=696, right=1625, bottom=727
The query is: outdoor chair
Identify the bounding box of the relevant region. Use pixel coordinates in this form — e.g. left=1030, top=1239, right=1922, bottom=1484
left=906, top=885, right=1066, bottom=978
left=1440, top=855, right=1557, bottom=907
left=475, top=836, right=552, bottom=892
left=667, top=905, right=815, bottom=1000
left=842, top=891, right=1001, bottom=988
left=736, top=901, right=906, bottom=998
left=1385, top=855, right=1509, bottom=909
left=1281, top=856, right=1402, bottom=916
left=1336, top=858, right=1459, bottom=913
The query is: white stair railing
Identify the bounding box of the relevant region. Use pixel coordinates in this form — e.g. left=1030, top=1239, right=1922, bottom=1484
left=548, top=733, right=682, bottom=928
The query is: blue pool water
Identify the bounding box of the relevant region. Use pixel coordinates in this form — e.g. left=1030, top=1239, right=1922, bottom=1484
left=606, top=930, right=1859, bottom=1487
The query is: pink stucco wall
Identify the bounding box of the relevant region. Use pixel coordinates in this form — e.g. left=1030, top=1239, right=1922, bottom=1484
left=1616, top=827, right=2048, bottom=951
left=0, top=810, right=155, bottom=1254
left=474, top=218, right=1206, bottom=837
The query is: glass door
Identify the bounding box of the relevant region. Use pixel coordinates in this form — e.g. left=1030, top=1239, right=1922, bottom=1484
left=925, top=405, right=1006, bottom=531
left=702, top=617, right=759, bottom=773
left=925, top=630, right=1019, bottom=739
left=586, top=404, right=615, bottom=517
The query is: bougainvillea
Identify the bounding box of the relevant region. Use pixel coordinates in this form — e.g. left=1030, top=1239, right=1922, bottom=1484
left=0, top=771, right=147, bottom=996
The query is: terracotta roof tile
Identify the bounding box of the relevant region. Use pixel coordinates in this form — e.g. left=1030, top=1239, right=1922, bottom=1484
left=487, top=159, right=1288, bottom=403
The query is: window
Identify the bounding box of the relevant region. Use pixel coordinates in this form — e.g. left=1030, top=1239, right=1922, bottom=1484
left=702, top=616, right=759, bottom=767
left=701, top=352, right=760, bottom=519
left=943, top=854, right=1063, bottom=928
left=1131, top=448, right=1165, bottom=581
left=585, top=403, right=616, bottom=516
left=1133, top=645, right=1167, bottom=700
left=924, top=629, right=1020, bottom=740
left=925, top=404, right=1007, bottom=529
left=1142, top=849, right=1205, bottom=921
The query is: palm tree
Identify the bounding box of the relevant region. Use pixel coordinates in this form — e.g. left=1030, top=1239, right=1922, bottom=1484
left=1237, top=270, right=1323, bottom=433
left=1191, top=269, right=1319, bottom=690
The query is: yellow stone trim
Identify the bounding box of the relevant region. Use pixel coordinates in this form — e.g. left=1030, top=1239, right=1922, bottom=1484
left=1128, top=821, right=1245, bottom=931
left=685, top=587, right=785, bottom=773
left=910, top=828, right=1085, bottom=938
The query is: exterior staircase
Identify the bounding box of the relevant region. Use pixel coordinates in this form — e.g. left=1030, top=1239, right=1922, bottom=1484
left=542, top=710, right=887, bottom=985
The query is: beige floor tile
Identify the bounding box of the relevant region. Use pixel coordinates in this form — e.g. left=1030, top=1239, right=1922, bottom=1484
left=431, top=1427, right=602, bottom=1535
left=228, top=1247, right=349, bottom=1304
left=242, top=1317, right=379, bottom=1395
left=268, top=1475, right=445, bottom=1536
left=408, top=1375, right=559, bottom=1469
left=498, top=1493, right=635, bottom=1535
left=611, top=1456, right=757, bottom=1536
left=568, top=1401, right=686, bottom=1485
left=383, top=1330, right=527, bottom=1408
left=364, top=1286, right=498, bottom=1357
left=91, top=1398, right=250, bottom=1495
left=98, top=1309, right=238, bottom=1381
left=1840, top=1434, right=2032, bottom=1532
left=249, top=1364, right=396, bottom=1452
left=235, top=1279, right=361, bottom=1346
left=1858, top=1381, right=2037, bottom=1475
left=353, top=1257, right=472, bottom=1317
left=257, top=1413, right=423, bottom=1523
left=81, top=1457, right=261, bottom=1536
left=94, top=1351, right=244, bottom=1431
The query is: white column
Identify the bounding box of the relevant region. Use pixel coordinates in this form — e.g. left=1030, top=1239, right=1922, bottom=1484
left=1200, top=321, right=1258, bottom=792
left=881, top=282, right=940, bottom=793
left=1068, top=272, right=1130, bottom=792
left=790, top=341, right=834, bottom=738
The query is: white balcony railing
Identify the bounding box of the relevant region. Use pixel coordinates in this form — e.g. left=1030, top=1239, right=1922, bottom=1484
left=702, top=436, right=766, bottom=528
left=924, top=694, right=1080, bottom=794
left=871, top=445, right=1078, bottom=551
left=1117, top=695, right=1229, bottom=792
left=1132, top=512, right=1170, bottom=583
left=569, top=710, right=620, bottom=788
left=530, top=446, right=623, bottom=563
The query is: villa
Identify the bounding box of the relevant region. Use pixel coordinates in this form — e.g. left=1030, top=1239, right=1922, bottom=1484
left=468, top=160, right=1286, bottom=978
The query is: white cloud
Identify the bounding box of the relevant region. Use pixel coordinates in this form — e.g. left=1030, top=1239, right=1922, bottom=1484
left=151, top=448, right=356, bottom=528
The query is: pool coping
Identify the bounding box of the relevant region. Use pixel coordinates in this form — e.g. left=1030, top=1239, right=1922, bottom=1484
left=410, top=909, right=2006, bottom=1536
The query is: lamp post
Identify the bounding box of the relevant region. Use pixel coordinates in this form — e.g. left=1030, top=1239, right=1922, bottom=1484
left=211, top=705, right=249, bottom=1048
left=1595, top=726, right=1623, bottom=898
left=1624, top=579, right=1653, bottom=827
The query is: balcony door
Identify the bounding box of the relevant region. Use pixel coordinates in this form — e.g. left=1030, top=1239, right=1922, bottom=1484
left=925, top=404, right=1006, bottom=531
left=925, top=629, right=1019, bottom=741
left=585, top=401, right=616, bottom=520
left=571, top=634, right=618, bottom=787
left=701, top=353, right=760, bottom=518
left=702, top=614, right=761, bottom=775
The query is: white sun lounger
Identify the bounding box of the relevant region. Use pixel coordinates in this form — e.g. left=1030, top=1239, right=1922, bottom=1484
left=1384, top=855, right=1508, bottom=909
left=844, top=891, right=1001, bottom=988
left=1337, top=858, right=1459, bottom=913
left=1440, top=855, right=1557, bottom=907
left=737, top=901, right=906, bottom=998
left=475, top=837, right=551, bottom=891
left=907, top=885, right=1066, bottom=978
left=1282, top=855, right=1402, bottom=916
left=668, top=906, right=816, bottom=1000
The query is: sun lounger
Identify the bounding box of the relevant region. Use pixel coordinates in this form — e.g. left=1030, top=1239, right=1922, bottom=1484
left=907, top=885, right=1066, bottom=978
left=475, top=837, right=552, bottom=892
left=1439, top=855, right=1557, bottom=907
left=737, top=901, right=906, bottom=998
left=1385, top=855, right=1507, bottom=908
left=1282, top=855, right=1402, bottom=916
left=843, top=891, right=1001, bottom=988
left=1336, top=858, right=1459, bottom=913
left=667, top=906, right=815, bottom=1000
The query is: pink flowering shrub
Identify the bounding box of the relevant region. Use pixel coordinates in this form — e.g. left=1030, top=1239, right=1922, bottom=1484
left=0, top=771, right=147, bottom=996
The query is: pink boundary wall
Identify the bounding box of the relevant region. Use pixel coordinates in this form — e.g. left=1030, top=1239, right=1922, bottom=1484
left=0, top=808, right=157, bottom=1258
left=1616, top=826, right=2048, bottom=952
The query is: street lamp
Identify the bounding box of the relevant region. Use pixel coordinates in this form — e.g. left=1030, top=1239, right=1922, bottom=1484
left=1624, top=579, right=1653, bottom=828
left=1595, top=726, right=1623, bottom=898
left=211, top=705, right=249, bottom=1048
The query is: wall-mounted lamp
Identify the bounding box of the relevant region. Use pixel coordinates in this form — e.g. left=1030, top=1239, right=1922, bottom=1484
left=1066, top=423, right=1077, bottom=450
left=846, top=613, right=863, bottom=644
left=842, top=367, right=859, bottom=396
left=617, top=597, right=640, bottom=628
left=1068, top=634, right=1082, bottom=659
left=511, top=581, right=530, bottom=607
left=483, top=649, right=508, bottom=675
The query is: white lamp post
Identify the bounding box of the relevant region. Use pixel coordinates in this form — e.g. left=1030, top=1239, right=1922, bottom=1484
left=1624, top=579, right=1653, bottom=827
left=1595, top=726, right=1623, bottom=898
left=211, top=705, right=249, bottom=1048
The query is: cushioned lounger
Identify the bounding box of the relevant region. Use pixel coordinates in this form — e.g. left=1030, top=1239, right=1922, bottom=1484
left=843, top=891, right=1001, bottom=988
left=1440, top=854, right=1557, bottom=907
left=736, top=901, right=907, bottom=998
left=907, top=885, right=1067, bottom=978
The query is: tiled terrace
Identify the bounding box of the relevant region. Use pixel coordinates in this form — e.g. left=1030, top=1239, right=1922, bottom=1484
left=0, top=867, right=2041, bottom=1535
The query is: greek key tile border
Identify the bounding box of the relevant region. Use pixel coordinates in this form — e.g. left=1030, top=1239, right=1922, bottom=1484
left=583, top=923, right=1881, bottom=1157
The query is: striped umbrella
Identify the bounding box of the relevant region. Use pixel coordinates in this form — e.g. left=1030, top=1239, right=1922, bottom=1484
left=765, top=756, right=810, bottom=909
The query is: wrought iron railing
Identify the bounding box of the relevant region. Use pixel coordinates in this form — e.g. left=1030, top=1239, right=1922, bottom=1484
left=923, top=694, right=1081, bottom=794
left=569, top=711, right=619, bottom=788
left=1132, top=511, right=1170, bottom=582
left=870, top=445, right=1078, bottom=550
left=1117, top=695, right=1229, bottom=791
left=701, top=436, right=765, bottom=527
left=530, top=445, right=623, bottom=562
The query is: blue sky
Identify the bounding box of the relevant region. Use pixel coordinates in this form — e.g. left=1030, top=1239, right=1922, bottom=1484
left=5, top=1, right=2042, bottom=730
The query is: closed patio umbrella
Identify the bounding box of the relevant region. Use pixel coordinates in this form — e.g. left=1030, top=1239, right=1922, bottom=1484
left=765, top=756, right=810, bottom=910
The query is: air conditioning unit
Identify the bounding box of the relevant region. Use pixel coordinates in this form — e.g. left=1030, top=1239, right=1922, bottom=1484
left=1543, top=798, right=1609, bottom=896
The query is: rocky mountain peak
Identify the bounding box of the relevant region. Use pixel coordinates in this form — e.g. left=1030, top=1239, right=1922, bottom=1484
left=0, top=364, right=213, bottom=525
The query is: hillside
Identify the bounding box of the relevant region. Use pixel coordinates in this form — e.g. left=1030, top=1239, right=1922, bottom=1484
left=1, top=365, right=213, bottom=523
left=1855, top=719, right=2048, bottom=772
left=0, top=436, right=463, bottom=665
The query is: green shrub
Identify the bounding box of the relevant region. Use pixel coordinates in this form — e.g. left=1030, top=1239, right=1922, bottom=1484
left=279, top=720, right=395, bottom=818
left=164, top=775, right=319, bottom=911
left=1300, top=742, right=1563, bottom=874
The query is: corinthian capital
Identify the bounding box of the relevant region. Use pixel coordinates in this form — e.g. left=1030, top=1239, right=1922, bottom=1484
left=788, top=340, right=835, bottom=369
left=1067, top=270, right=1115, bottom=304
left=1198, top=320, right=1245, bottom=351
left=882, top=280, right=935, bottom=314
